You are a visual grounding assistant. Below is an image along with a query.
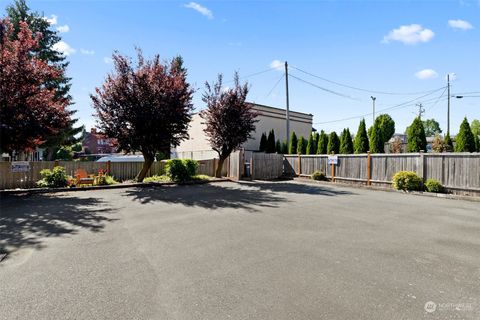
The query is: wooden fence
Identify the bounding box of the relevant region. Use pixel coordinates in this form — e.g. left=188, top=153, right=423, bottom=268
left=0, top=159, right=219, bottom=190
left=252, top=153, right=284, bottom=180
left=284, top=153, right=480, bottom=193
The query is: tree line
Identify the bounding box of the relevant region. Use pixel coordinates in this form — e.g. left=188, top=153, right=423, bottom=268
left=258, top=114, right=480, bottom=155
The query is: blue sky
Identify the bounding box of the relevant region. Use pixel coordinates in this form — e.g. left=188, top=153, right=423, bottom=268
left=2, top=0, right=479, bottom=134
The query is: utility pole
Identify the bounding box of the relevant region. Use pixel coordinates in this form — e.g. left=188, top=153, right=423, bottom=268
left=370, top=96, right=376, bottom=124
left=416, top=103, right=425, bottom=119
left=447, top=74, right=451, bottom=134
left=285, top=61, right=290, bottom=147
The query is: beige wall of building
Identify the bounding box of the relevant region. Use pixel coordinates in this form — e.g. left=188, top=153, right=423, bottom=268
left=175, top=103, right=313, bottom=159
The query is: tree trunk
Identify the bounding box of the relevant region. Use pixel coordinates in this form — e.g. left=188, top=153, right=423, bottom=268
left=136, top=153, right=154, bottom=182
left=215, top=157, right=226, bottom=178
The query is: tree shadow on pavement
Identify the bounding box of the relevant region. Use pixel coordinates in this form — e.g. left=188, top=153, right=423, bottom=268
left=124, top=183, right=286, bottom=212
left=0, top=193, right=116, bottom=256
left=124, top=181, right=355, bottom=212
left=237, top=181, right=356, bottom=197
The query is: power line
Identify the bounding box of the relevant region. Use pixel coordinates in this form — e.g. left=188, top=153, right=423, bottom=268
left=312, top=86, right=447, bottom=125
left=266, top=73, right=285, bottom=98
left=424, top=86, right=448, bottom=113
left=291, top=65, right=444, bottom=96
left=223, top=67, right=276, bottom=84
left=289, top=73, right=360, bottom=101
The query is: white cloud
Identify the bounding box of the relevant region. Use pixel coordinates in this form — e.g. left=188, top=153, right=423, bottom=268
left=80, top=49, right=95, bottom=55
left=52, top=41, right=75, bottom=56
left=56, top=25, right=70, bottom=33
left=383, top=24, right=434, bottom=45
left=104, top=57, right=113, bottom=64
left=184, top=2, right=213, bottom=19
left=448, top=19, right=474, bottom=30
left=44, top=14, right=57, bottom=25
left=414, top=69, right=438, bottom=80
left=270, top=59, right=283, bottom=71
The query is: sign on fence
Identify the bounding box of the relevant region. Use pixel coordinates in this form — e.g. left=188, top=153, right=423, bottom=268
left=327, top=155, right=338, bottom=165
left=11, top=161, right=30, bottom=172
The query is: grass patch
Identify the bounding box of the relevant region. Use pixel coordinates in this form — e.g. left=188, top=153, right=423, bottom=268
left=143, top=174, right=212, bottom=183
left=191, top=175, right=212, bottom=181
left=143, top=175, right=171, bottom=183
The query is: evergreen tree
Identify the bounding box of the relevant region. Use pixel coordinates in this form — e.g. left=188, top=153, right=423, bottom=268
left=369, top=114, right=395, bottom=148
left=281, top=140, right=288, bottom=154
left=297, top=136, right=306, bottom=154
left=288, top=131, right=298, bottom=154
left=340, top=128, right=354, bottom=154
left=444, top=133, right=454, bottom=152
left=7, top=0, right=82, bottom=156
left=275, top=139, right=282, bottom=153
left=455, top=117, right=476, bottom=152
left=317, top=130, right=328, bottom=154
left=369, top=122, right=384, bottom=153
left=305, top=133, right=314, bottom=155
left=259, top=132, right=267, bottom=152
left=406, top=117, right=427, bottom=152
left=266, top=129, right=276, bottom=153
left=354, top=119, right=369, bottom=154
left=474, top=134, right=480, bottom=152
left=313, top=132, right=320, bottom=154
left=327, top=132, right=340, bottom=154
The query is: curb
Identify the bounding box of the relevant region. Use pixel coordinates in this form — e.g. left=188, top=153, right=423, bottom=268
left=293, top=177, right=480, bottom=203
left=0, top=178, right=230, bottom=196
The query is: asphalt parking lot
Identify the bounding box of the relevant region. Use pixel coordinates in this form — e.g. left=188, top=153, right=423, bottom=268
left=1, top=181, right=479, bottom=319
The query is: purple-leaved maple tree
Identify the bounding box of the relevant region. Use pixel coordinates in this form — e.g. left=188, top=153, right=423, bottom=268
left=91, top=50, right=193, bottom=181
left=201, top=73, right=258, bottom=177
left=0, top=19, right=70, bottom=155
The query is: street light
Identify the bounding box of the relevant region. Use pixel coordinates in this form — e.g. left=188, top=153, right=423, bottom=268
left=370, top=96, right=376, bottom=124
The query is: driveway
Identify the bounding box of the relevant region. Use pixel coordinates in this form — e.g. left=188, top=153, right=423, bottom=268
left=1, top=181, right=479, bottom=319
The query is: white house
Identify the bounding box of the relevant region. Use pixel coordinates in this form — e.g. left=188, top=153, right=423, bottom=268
left=174, top=103, right=313, bottom=159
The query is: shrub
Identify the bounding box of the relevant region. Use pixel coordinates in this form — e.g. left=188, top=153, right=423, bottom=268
left=165, top=159, right=199, bottom=182
left=392, top=171, right=423, bottom=191
left=312, top=171, right=327, bottom=181
left=37, top=166, right=69, bottom=188
left=95, top=175, right=117, bottom=186
left=183, top=159, right=198, bottom=177
left=425, top=179, right=444, bottom=193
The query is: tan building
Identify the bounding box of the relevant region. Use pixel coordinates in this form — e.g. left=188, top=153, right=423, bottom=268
left=175, top=103, right=313, bottom=159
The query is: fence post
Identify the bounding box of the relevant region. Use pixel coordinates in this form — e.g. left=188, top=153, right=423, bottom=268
left=330, top=152, right=335, bottom=182
left=214, top=158, right=217, bottom=177
left=54, top=160, right=59, bottom=168
left=250, top=155, right=254, bottom=179
left=107, top=160, right=111, bottom=176
left=367, top=151, right=371, bottom=186
left=297, top=154, right=301, bottom=176
left=419, top=151, right=425, bottom=186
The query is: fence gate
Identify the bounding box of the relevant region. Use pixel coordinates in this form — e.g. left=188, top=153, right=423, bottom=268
left=228, top=151, right=243, bottom=180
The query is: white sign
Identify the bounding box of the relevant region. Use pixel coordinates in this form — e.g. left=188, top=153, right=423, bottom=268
left=11, top=161, right=30, bottom=172
left=327, top=155, right=338, bottom=165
